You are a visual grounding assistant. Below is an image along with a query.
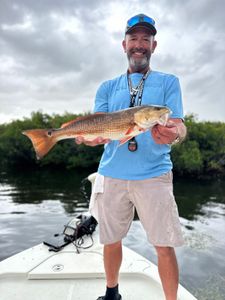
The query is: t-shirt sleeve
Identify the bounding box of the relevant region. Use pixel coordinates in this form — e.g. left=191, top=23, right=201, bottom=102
left=164, top=76, right=184, bottom=119
left=93, top=81, right=109, bottom=113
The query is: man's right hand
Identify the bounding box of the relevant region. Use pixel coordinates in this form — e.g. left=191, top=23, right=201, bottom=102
left=75, top=136, right=111, bottom=147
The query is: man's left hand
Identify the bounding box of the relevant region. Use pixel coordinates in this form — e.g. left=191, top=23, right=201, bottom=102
left=151, top=119, right=185, bottom=145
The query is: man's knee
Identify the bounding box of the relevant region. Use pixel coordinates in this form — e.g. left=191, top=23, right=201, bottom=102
left=104, top=241, right=122, bottom=250
left=155, top=246, right=175, bottom=258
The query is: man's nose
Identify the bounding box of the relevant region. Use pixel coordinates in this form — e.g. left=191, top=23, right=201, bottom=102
left=134, top=39, right=145, bottom=48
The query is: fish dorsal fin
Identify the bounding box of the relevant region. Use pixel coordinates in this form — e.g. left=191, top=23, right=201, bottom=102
left=60, top=112, right=106, bottom=128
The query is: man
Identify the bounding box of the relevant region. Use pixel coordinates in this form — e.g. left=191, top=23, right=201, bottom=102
left=76, top=13, right=186, bottom=300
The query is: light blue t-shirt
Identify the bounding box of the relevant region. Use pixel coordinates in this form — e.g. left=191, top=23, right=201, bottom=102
left=94, top=70, right=183, bottom=180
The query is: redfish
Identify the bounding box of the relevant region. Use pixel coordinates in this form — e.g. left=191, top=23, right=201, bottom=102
left=23, top=105, right=170, bottom=159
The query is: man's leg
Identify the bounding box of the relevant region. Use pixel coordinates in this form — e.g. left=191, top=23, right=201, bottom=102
left=104, top=241, right=122, bottom=287
left=96, top=176, right=134, bottom=299
left=155, top=246, right=179, bottom=300
left=96, top=241, right=122, bottom=299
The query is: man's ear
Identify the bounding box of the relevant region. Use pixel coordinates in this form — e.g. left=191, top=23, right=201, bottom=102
left=151, top=40, right=157, bottom=54
left=122, top=40, right=126, bottom=53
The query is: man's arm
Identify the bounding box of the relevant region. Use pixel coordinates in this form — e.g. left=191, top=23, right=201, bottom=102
left=151, top=118, right=187, bottom=145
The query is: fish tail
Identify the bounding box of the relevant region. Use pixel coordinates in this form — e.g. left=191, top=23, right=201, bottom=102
left=22, top=129, right=57, bottom=160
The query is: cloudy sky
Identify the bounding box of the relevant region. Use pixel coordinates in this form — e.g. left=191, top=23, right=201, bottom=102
left=0, top=0, right=224, bottom=124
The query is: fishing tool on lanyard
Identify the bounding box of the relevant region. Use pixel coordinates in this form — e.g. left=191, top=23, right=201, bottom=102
left=127, top=69, right=150, bottom=152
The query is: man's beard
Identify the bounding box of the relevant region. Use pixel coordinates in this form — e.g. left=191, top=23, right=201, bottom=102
left=127, top=48, right=151, bottom=72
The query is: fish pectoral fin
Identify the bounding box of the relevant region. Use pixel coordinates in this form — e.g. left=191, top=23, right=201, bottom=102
left=119, top=136, right=133, bottom=146
left=125, top=126, right=134, bottom=136
left=125, top=123, right=142, bottom=135
left=120, top=125, right=145, bottom=145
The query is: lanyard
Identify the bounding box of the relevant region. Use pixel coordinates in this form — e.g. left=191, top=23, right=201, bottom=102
left=126, top=69, right=150, bottom=152
left=127, top=69, right=150, bottom=107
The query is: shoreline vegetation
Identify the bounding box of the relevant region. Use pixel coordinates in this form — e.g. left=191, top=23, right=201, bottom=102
left=0, top=111, right=224, bottom=179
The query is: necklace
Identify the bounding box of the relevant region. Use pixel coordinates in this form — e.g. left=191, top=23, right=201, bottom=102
left=127, top=69, right=150, bottom=152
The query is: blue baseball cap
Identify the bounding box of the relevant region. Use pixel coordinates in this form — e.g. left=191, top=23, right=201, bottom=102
left=125, top=13, right=157, bottom=36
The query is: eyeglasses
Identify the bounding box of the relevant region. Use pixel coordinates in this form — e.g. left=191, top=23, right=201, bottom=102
left=126, top=14, right=156, bottom=30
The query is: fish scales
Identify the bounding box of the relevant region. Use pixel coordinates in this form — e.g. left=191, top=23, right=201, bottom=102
left=60, top=110, right=136, bottom=137
left=22, top=105, right=171, bottom=159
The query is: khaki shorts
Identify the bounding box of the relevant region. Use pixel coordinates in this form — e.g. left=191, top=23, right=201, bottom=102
left=96, top=172, right=184, bottom=247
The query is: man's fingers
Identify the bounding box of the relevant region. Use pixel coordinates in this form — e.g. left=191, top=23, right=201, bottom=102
left=75, top=136, right=111, bottom=146
left=165, top=120, right=177, bottom=128
left=75, top=136, right=85, bottom=144
left=151, top=124, right=179, bottom=144
left=97, top=138, right=111, bottom=144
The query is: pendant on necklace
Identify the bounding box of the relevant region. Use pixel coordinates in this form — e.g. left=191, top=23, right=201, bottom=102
left=128, top=137, right=138, bottom=152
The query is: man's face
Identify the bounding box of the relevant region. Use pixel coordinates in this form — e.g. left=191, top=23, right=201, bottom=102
left=122, top=27, right=157, bottom=73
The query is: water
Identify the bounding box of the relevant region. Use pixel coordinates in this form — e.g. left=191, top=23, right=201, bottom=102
left=0, top=169, right=225, bottom=299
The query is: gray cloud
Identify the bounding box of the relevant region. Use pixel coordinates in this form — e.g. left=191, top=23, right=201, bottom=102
left=0, top=0, right=224, bottom=124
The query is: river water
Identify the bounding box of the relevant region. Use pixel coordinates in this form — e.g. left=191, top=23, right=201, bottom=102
left=0, top=169, right=224, bottom=300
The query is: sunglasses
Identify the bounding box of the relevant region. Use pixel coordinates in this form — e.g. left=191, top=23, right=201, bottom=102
left=126, top=14, right=155, bottom=30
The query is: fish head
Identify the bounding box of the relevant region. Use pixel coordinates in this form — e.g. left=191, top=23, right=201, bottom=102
left=134, top=106, right=171, bottom=129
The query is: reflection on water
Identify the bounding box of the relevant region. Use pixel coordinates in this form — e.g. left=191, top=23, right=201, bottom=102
left=0, top=169, right=90, bottom=212
left=0, top=169, right=225, bottom=299
left=173, top=177, right=225, bottom=220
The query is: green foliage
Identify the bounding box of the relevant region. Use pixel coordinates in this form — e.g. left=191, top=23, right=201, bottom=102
left=0, top=112, right=225, bottom=178
left=67, top=144, right=103, bottom=169
left=171, top=115, right=225, bottom=177
left=172, top=140, right=203, bottom=175
left=0, top=111, right=102, bottom=170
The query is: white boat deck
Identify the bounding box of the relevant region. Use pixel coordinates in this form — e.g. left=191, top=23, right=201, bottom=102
left=0, top=231, right=197, bottom=300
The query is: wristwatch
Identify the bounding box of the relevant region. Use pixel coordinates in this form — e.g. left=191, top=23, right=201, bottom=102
left=171, top=124, right=180, bottom=145
left=171, top=136, right=180, bottom=145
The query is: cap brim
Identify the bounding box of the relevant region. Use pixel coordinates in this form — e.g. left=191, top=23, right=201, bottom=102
left=126, top=23, right=157, bottom=36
